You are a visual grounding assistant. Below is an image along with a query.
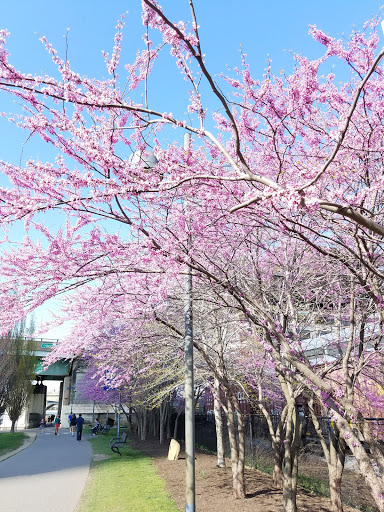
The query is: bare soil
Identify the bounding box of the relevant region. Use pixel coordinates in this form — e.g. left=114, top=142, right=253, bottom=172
left=129, top=436, right=375, bottom=512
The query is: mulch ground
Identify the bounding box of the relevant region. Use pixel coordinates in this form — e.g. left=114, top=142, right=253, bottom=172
left=129, top=435, right=373, bottom=512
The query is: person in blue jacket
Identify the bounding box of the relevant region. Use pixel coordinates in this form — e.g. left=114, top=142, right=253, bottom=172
left=76, top=413, right=85, bottom=441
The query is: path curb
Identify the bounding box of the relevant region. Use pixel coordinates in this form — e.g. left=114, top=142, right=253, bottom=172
left=0, top=432, right=37, bottom=462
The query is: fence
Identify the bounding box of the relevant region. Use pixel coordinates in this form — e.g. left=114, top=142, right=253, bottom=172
left=172, top=412, right=384, bottom=463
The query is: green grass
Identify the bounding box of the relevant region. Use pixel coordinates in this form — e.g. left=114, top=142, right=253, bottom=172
left=251, top=454, right=331, bottom=498
left=0, top=432, right=28, bottom=456
left=297, top=473, right=330, bottom=497
left=76, top=432, right=181, bottom=512
left=253, top=460, right=273, bottom=475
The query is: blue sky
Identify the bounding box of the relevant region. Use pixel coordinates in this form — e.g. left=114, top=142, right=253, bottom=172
left=0, top=0, right=383, bottom=337
left=1, top=0, right=383, bottom=162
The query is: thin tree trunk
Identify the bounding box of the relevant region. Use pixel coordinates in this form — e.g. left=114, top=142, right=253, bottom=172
left=272, top=438, right=284, bottom=488
left=333, top=411, right=384, bottom=512
left=283, top=404, right=295, bottom=512
left=214, top=377, right=226, bottom=468
left=128, top=407, right=132, bottom=432
left=329, top=423, right=346, bottom=512
left=282, top=404, right=301, bottom=512
left=194, top=330, right=245, bottom=496
left=173, top=410, right=182, bottom=439
left=308, top=399, right=345, bottom=512
left=328, top=459, right=344, bottom=512
left=136, top=410, right=142, bottom=439
left=159, top=399, right=168, bottom=444
left=227, top=398, right=245, bottom=499
left=152, top=410, right=157, bottom=437
left=232, top=396, right=246, bottom=495
left=121, top=404, right=133, bottom=432
left=140, top=408, right=147, bottom=440
left=166, top=402, right=171, bottom=440
left=258, top=388, right=286, bottom=488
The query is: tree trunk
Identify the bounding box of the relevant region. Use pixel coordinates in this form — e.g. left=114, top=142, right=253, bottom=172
left=272, top=439, right=284, bottom=487
left=328, top=424, right=346, bottom=512
left=159, top=399, right=168, bottom=444
left=308, top=399, right=345, bottom=512
left=258, top=391, right=285, bottom=488
left=140, top=408, right=147, bottom=440
left=152, top=410, right=158, bottom=436
left=136, top=410, right=142, bottom=438
left=333, top=411, right=384, bottom=512
left=232, top=396, right=246, bottom=495
left=159, top=411, right=164, bottom=444
left=214, top=377, right=226, bottom=468
left=282, top=404, right=301, bottom=512
left=173, top=411, right=182, bottom=440
left=121, top=404, right=133, bottom=432
left=128, top=407, right=132, bottom=432
left=329, top=465, right=343, bottom=512
left=166, top=403, right=171, bottom=440
left=226, top=398, right=245, bottom=499
left=10, top=420, right=16, bottom=433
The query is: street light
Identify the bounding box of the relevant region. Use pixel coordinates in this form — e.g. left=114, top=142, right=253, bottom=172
left=129, top=149, right=159, bottom=169
left=132, top=140, right=195, bottom=511
left=183, top=132, right=195, bottom=512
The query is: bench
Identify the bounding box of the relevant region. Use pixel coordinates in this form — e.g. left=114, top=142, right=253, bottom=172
left=110, top=431, right=129, bottom=456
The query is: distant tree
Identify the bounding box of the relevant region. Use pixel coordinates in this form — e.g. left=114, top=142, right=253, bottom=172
left=0, top=334, right=16, bottom=421
left=5, top=322, right=37, bottom=433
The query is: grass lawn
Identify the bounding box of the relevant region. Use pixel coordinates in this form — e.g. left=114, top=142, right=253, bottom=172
left=0, top=432, right=28, bottom=456
left=77, top=432, right=181, bottom=512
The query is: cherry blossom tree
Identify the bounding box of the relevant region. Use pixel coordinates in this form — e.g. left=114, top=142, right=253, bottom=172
left=1, top=2, right=384, bottom=510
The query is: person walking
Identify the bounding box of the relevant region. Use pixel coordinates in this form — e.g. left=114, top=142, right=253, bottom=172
left=54, top=415, right=61, bottom=435
left=76, top=413, right=85, bottom=441
left=39, top=418, right=45, bottom=434
left=70, top=413, right=77, bottom=436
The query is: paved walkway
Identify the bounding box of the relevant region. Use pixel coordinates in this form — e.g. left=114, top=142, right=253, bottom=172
left=0, top=426, right=93, bottom=512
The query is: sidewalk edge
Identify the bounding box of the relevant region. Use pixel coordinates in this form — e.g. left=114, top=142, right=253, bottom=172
left=0, top=432, right=37, bottom=462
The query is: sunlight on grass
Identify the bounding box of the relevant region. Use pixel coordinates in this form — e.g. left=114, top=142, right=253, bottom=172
left=0, top=432, right=28, bottom=456
left=77, top=433, right=181, bottom=512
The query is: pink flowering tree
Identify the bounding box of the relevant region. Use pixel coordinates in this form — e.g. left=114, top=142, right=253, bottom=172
left=1, top=2, right=384, bottom=510
left=42, top=271, right=189, bottom=443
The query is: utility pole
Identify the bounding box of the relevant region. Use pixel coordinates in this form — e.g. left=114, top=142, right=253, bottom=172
left=184, top=132, right=195, bottom=512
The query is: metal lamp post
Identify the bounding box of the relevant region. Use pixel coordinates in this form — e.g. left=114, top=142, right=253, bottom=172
left=132, top=140, right=195, bottom=511
left=183, top=132, right=195, bottom=512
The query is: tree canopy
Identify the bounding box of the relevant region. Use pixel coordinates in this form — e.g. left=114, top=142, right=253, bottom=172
left=1, top=2, right=384, bottom=511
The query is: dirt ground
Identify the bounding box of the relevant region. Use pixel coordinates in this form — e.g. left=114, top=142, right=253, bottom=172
left=129, top=436, right=374, bottom=512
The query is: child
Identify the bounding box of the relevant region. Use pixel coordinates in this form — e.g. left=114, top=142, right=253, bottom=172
left=39, top=418, right=45, bottom=434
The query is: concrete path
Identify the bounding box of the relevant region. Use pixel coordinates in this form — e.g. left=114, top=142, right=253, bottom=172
left=0, top=431, right=37, bottom=462
left=0, top=426, right=93, bottom=512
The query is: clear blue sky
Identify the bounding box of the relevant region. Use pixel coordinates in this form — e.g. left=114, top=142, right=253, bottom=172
left=0, top=0, right=382, bottom=337
left=1, top=1, right=382, bottom=75
left=1, top=0, right=383, bottom=163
